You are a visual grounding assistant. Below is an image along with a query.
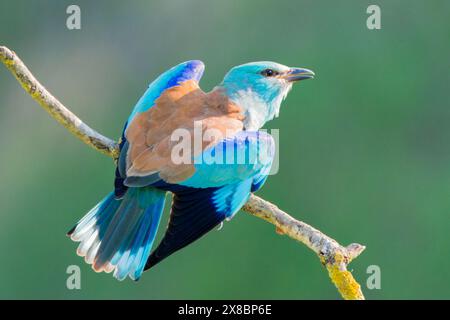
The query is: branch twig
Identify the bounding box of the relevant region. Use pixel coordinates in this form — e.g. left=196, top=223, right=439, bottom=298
left=0, top=45, right=365, bottom=300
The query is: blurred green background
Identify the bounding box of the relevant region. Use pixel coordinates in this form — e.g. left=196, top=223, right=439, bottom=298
left=0, top=0, right=449, bottom=299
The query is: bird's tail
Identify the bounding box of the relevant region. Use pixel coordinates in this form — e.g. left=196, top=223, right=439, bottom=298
left=67, top=187, right=166, bottom=281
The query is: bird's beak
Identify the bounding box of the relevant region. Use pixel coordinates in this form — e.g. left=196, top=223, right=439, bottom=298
left=281, top=68, right=315, bottom=82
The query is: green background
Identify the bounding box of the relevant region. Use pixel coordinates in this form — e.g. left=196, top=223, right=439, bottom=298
left=0, top=0, right=449, bottom=299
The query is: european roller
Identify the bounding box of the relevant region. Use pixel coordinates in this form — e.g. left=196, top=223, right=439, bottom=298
left=68, top=61, right=314, bottom=281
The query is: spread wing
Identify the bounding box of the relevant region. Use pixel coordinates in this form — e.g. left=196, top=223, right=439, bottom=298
left=142, top=131, right=275, bottom=269
left=114, top=60, right=205, bottom=197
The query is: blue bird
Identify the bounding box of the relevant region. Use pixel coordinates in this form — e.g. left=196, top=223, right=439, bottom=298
left=68, top=61, right=314, bottom=280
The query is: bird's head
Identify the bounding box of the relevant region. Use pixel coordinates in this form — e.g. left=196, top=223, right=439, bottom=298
left=220, top=61, right=314, bottom=130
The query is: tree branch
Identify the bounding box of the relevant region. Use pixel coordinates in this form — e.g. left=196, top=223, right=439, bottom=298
left=0, top=45, right=366, bottom=300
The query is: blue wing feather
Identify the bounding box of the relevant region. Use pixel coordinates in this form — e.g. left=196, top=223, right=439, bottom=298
left=144, top=179, right=252, bottom=269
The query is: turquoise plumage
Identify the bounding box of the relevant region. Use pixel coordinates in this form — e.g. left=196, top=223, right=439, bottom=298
left=68, top=60, right=314, bottom=280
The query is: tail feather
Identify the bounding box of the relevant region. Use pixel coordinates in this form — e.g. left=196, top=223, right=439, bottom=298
left=68, top=187, right=166, bottom=281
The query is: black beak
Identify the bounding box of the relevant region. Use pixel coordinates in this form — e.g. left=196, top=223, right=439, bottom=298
left=282, top=68, right=315, bottom=82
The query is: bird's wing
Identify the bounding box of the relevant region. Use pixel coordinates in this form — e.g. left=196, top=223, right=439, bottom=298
left=142, top=131, right=275, bottom=269
left=114, top=60, right=205, bottom=197
left=144, top=179, right=253, bottom=270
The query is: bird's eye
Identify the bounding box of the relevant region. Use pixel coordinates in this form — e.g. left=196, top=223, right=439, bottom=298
left=261, top=69, right=278, bottom=77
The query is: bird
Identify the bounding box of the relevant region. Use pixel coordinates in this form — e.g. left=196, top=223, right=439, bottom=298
left=68, top=60, right=314, bottom=281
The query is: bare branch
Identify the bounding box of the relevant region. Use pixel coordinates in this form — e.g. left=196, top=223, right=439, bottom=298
left=0, top=45, right=366, bottom=300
